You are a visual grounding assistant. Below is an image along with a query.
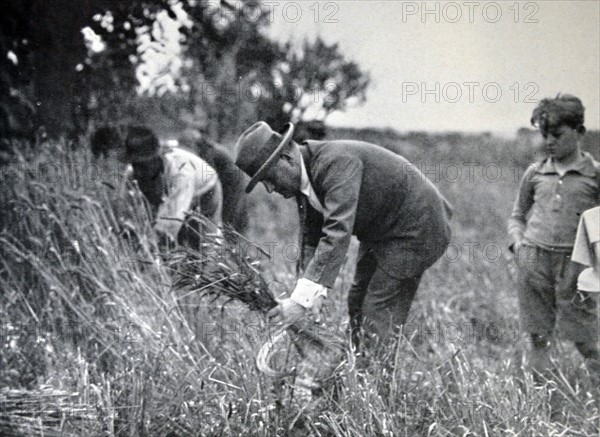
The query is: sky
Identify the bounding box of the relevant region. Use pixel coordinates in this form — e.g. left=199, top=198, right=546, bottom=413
left=266, top=1, right=600, bottom=134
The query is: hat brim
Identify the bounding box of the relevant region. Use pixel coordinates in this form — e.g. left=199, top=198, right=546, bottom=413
left=245, top=123, right=295, bottom=193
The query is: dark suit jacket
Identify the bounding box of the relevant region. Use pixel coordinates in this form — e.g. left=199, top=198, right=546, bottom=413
left=299, top=140, right=453, bottom=287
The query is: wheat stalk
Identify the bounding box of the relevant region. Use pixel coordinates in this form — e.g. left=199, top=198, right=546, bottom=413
left=164, top=215, right=346, bottom=384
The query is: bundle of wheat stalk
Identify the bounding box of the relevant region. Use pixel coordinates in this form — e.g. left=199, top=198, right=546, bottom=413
left=0, top=387, right=103, bottom=437
left=165, top=214, right=346, bottom=389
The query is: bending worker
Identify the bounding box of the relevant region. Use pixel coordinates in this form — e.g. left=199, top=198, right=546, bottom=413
left=120, top=125, right=222, bottom=249
left=234, top=122, right=452, bottom=348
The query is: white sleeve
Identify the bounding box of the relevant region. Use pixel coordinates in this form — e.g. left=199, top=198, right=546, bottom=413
left=290, top=278, right=328, bottom=309
left=572, top=214, right=591, bottom=267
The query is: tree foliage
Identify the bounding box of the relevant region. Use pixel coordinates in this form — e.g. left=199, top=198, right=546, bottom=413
left=0, top=0, right=370, bottom=144
left=256, top=36, right=370, bottom=131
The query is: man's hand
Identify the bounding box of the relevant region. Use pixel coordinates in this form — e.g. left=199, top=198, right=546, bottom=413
left=267, top=298, right=306, bottom=325
left=267, top=278, right=328, bottom=325
left=310, top=294, right=327, bottom=323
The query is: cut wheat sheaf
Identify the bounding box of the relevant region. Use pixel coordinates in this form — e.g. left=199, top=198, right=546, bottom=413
left=165, top=214, right=347, bottom=388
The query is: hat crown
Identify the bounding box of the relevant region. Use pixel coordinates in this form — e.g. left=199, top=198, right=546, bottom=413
left=235, top=122, right=281, bottom=177
left=234, top=121, right=295, bottom=193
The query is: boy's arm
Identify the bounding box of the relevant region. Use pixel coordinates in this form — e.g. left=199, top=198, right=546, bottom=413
left=573, top=208, right=600, bottom=266
left=587, top=208, right=600, bottom=273
left=508, top=164, right=536, bottom=251
left=567, top=208, right=599, bottom=292
left=592, top=241, right=600, bottom=274
left=154, top=156, right=219, bottom=242
left=154, top=171, right=196, bottom=242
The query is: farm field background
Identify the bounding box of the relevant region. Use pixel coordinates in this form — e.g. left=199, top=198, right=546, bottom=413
left=1, top=127, right=599, bottom=436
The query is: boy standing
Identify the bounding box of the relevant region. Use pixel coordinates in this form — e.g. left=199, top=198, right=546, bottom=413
left=508, top=94, right=599, bottom=380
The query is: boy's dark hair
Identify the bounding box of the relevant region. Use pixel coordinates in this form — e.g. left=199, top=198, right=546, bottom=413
left=124, top=125, right=160, bottom=162
left=531, top=94, right=585, bottom=134
left=90, top=125, right=124, bottom=158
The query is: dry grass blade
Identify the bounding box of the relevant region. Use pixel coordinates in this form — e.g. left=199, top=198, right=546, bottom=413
left=0, top=387, right=102, bottom=437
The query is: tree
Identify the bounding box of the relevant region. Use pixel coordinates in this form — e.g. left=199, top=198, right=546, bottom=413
left=1, top=0, right=370, bottom=144
left=1, top=0, right=171, bottom=139
left=179, top=0, right=280, bottom=140
left=256, top=37, right=370, bottom=131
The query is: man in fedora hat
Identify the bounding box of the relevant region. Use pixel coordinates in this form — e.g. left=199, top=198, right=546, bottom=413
left=235, top=121, right=453, bottom=348
left=120, top=125, right=223, bottom=248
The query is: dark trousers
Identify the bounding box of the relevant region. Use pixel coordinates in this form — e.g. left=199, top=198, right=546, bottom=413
left=348, top=246, right=422, bottom=349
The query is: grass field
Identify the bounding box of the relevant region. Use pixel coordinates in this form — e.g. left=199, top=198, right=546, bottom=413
left=1, top=129, right=599, bottom=436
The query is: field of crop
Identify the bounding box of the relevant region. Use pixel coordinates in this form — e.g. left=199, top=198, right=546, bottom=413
left=1, top=128, right=599, bottom=436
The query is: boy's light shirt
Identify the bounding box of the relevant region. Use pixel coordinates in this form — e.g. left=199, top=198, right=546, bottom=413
left=290, top=156, right=327, bottom=308
left=508, top=152, right=599, bottom=251
left=155, top=147, right=218, bottom=240
left=572, top=206, right=600, bottom=292
left=550, top=153, right=587, bottom=176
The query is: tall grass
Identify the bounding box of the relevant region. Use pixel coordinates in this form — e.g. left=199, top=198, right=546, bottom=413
left=1, top=132, right=599, bottom=436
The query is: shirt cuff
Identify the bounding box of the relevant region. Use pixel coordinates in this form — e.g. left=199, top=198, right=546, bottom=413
left=290, top=278, right=328, bottom=309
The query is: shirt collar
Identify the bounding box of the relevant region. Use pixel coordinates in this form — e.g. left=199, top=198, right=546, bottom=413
left=536, top=152, right=597, bottom=177
left=299, top=154, right=312, bottom=198
left=298, top=151, right=324, bottom=213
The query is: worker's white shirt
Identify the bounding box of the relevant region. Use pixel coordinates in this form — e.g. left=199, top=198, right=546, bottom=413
left=123, top=147, right=220, bottom=240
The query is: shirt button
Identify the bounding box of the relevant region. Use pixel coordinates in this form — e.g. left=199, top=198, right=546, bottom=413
left=558, top=180, right=563, bottom=184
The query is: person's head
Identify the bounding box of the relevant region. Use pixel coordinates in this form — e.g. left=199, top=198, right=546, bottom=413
left=90, top=125, right=124, bottom=158
left=294, top=120, right=327, bottom=143
left=122, top=125, right=163, bottom=178
left=531, top=94, right=585, bottom=161
left=234, top=122, right=301, bottom=198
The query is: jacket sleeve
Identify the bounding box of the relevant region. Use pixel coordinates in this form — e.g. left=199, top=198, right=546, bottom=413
left=303, top=204, right=324, bottom=249
left=303, top=156, right=363, bottom=288
left=508, top=164, right=537, bottom=249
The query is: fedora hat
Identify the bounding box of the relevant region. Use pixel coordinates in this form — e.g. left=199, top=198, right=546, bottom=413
left=235, top=122, right=295, bottom=193
left=119, top=125, right=162, bottom=163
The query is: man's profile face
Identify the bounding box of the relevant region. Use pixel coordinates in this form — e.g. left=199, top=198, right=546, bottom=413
left=261, top=152, right=301, bottom=199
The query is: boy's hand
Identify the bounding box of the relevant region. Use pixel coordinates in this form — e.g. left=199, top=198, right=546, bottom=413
left=506, top=242, right=522, bottom=279
left=509, top=241, right=523, bottom=262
